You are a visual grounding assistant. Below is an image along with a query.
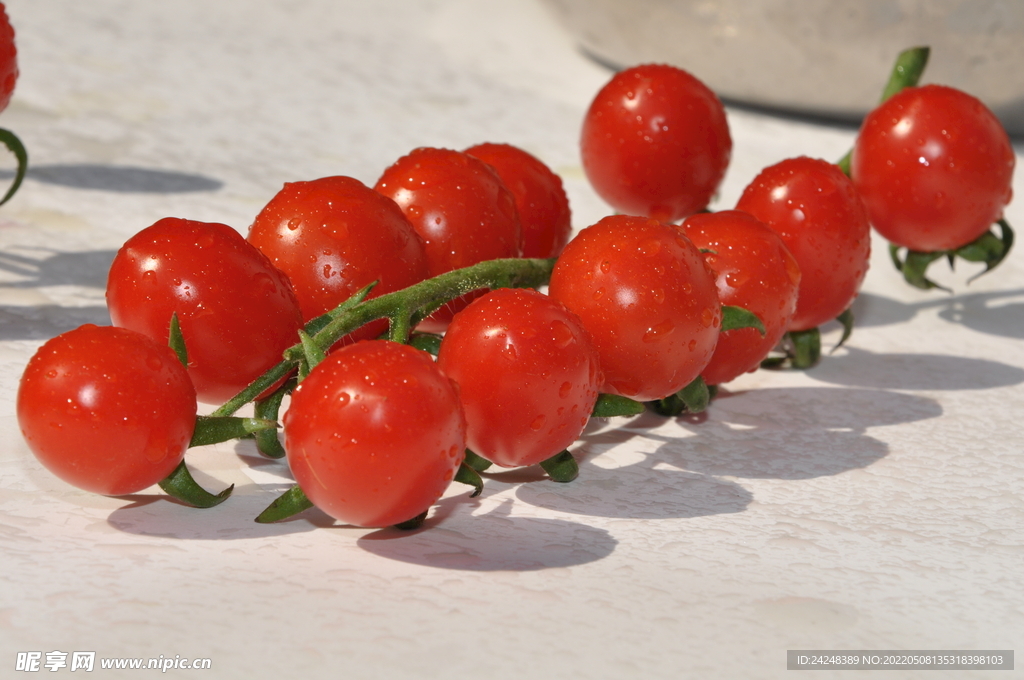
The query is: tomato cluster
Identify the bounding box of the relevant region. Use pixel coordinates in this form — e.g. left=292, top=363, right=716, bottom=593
left=15, top=47, right=1016, bottom=531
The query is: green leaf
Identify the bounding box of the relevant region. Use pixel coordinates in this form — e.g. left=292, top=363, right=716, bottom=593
left=591, top=393, right=646, bottom=418
left=539, top=450, right=578, bottom=483
left=463, top=448, right=493, bottom=472
left=158, top=459, right=234, bottom=508
left=0, top=127, right=28, bottom=206
left=255, top=485, right=314, bottom=523
left=453, top=461, right=484, bottom=497
left=646, top=375, right=710, bottom=416
left=891, top=245, right=949, bottom=291
left=720, top=305, right=766, bottom=335
left=832, top=308, right=855, bottom=352
left=962, top=219, right=1014, bottom=283
left=168, top=313, right=188, bottom=367
left=189, top=415, right=277, bottom=448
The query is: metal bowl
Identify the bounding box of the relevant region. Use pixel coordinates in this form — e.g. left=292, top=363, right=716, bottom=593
left=543, top=0, right=1024, bottom=135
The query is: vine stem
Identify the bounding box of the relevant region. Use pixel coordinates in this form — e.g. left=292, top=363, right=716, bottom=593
left=211, top=257, right=556, bottom=417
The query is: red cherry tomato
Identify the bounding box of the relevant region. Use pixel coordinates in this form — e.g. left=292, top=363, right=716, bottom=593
left=580, top=63, right=732, bottom=222
left=851, top=84, right=1015, bottom=252
left=283, top=340, right=466, bottom=528
left=681, top=210, right=801, bottom=385
left=437, top=288, right=601, bottom=468
left=107, top=217, right=304, bottom=404
left=0, top=3, right=17, bottom=113
left=549, top=214, right=721, bottom=401
left=17, top=324, right=197, bottom=496
left=735, top=157, right=871, bottom=331
left=465, top=142, right=572, bottom=258
left=374, top=147, right=523, bottom=330
left=247, top=175, right=429, bottom=343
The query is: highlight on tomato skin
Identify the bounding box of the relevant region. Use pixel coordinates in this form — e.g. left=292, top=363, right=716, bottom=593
left=465, top=142, right=573, bottom=259
left=580, top=63, right=732, bottom=223
left=735, top=156, right=871, bottom=332
left=247, top=175, right=430, bottom=343
left=374, top=147, right=524, bottom=331
left=282, top=340, right=467, bottom=529
left=851, top=84, right=1016, bottom=253
left=437, top=287, right=602, bottom=469
left=106, top=217, right=305, bottom=404
left=17, top=324, right=197, bottom=496
left=549, top=214, right=721, bottom=402
left=682, top=210, right=801, bottom=386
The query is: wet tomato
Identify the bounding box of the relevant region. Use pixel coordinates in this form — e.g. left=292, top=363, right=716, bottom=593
left=107, top=217, right=304, bottom=404
left=374, top=147, right=523, bottom=330
left=549, top=214, right=720, bottom=401
left=851, top=84, right=1015, bottom=252
left=580, top=63, right=731, bottom=222
left=437, top=288, right=601, bottom=468
left=736, top=157, right=870, bottom=331
left=0, top=2, right=16, bottom=113
left=247, top=175, right=429, bottom=342
left=681, top=210, right=801, bottom=385
left=17, top=324, right=197, bottom=496
left=465, top=142, right=572, bottom=258
left=283, top=340, right=466, bottom=528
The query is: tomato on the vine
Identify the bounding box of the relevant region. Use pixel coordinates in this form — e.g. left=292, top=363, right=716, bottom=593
left=0, top=2, right=17, bottom=113
left=549, top=214, right=720, bottom=402
left=283, top=340, right=466, bottom=528
left=851, top=84, right=1015, bottom=252
left=374, top=147, right=523, bottom=331
left=580, top=63, right=731, bottom=222
left=107, top=217, right=304, bottom=404
left=437, top=287, right=601, bottom=468
left=735, top=157, right=870, bottom=331
left=465, top=142, right=572, bottom=258
left=17, top=324, right=197, bottom=496
left=681, top=210, right=801, bottom=385
left=247, top=176, right=429, bottom=342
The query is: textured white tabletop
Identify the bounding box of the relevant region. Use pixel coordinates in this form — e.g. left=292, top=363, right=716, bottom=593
left=1, top=2, right=1022, bottom=679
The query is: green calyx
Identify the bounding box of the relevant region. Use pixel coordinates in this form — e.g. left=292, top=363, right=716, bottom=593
left=890, top=220, right=1015, bottom=291
left=0, top=127, right=27, bottom=206
left=158, top=459, right=234, bottom=508
left=646, top=375, right=715, bottom=417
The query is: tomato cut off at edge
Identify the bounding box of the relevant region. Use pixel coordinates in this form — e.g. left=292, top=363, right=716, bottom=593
left=17, top=324, right=197, bottom=496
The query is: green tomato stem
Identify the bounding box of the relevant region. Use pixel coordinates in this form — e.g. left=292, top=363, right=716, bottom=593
left=254, top=484, right=314, bottom=523
left=189, top=415, right=277, bottom=448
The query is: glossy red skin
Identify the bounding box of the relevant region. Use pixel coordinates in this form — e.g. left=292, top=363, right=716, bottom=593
left=852, top=84, right=1015, bottom=252
left=437, top=288, right=601, bottom=468
left=107, top=217, right=304, bottom=404
left=549, top=214, right=721, bottom=401
left=682, top=210, right=801, bottom=385
left=283, top=340, right=466, bottom=528
left=17, top=324, right=197, bottom=496
left=465, top=142, right=572, bottom=258
left=581, top=63, right=732, bottom=223
left=374, top=147, right=523, bottom=330
left=736, top=157, right=871, bottom=332
left=247, top=176, right=429, bottom=345
left=0, top=3, right=17, bottom=113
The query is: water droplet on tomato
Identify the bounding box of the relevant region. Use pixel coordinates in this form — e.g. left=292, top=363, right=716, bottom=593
left=593, top=288, right=605, bottom=301
left=501, top=343, right=517, bottom=360
left=559, top=381, right=572, bottom=398
left=142, top=270, right=157, bottom=285
left=550, top=320, right=574, bottom=348
left=639, top=239, right=662, bottom=257
left=701, top=308, right=715, bottom=327
left=651, top=288, right=665, bottom=304
left=642, top=319, right=675, bottom=343
left=337, top=392, right=350, bottom=407
left=286, top=218, right=301, bottom=231
left=688, top=339, right=697, bottom=351
left=600, top=260, right=611, bottom=273
left=145, top=354, right=163, bottom=371
left=530, top=414, right=546, bottom=430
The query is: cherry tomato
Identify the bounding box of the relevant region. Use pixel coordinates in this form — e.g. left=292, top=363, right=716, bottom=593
left=549, top=214, right=720, bottom=401
left=465, top=142, right=572, bottom=258
left=735, top=157, right=870, bottom=331
left=580, top=63, right=732, bottom=223
left=107, top=217, right=304, bottom=404
left=681, top=210, right=801, bottom=385
left=17, top=324, right=197, bottom=496
left=283, top=340, right=466, bottom=528
left=247, top=176, right=429, bottom=343
left=851, top=84, right=1015, bottom=252
left=374, top=147, right=523, bottom=330
left=0, top=3, right=17, bottom=114
left=437, top=288, right=601, bottom=468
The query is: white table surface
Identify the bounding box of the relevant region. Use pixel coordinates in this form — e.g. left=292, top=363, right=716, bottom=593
left=1, top=2, right=1022, bottom=679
